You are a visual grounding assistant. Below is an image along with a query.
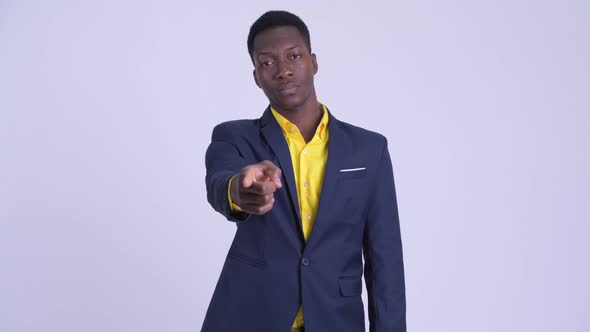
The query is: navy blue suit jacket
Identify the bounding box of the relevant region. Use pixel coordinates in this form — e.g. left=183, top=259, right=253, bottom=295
left=202, top=106, right=406, bottom=332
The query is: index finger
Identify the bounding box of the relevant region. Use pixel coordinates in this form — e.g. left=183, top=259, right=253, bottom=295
left=242, top=179, right=278, bottom=195
left=259, top=160, right=282, bottom=188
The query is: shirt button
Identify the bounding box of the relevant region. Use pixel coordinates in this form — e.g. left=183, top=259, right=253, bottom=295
left=290, top=126, right=296, bottom=132
left=301, top=257, right=310, bottom=266
left=303, top=182, right=309, bottom=187
left=303, top=149, right=307, bottom=154
left=306, top=215, right=311, bottom=221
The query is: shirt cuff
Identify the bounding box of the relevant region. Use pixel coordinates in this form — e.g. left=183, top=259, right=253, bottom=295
left=227, top=175, right=243, bottom=212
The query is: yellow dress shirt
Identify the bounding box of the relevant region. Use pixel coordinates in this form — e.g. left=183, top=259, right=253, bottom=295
left=228, top=104, right=330, bottom=328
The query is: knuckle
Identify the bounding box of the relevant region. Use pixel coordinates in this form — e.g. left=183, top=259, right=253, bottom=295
left=261, top=183, right=270, bottom=193
left=262, top=205, right=272, bottom=214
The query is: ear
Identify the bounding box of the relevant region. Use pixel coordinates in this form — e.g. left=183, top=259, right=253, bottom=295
left=253, top=69, right=261, bottom=88
left=311, top=53, right=318, bottom=75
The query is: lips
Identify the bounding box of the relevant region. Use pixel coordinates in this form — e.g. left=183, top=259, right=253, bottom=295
left=278, top=83, right=299, bottom=96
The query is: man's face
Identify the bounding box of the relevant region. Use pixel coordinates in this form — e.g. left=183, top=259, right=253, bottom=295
left=251, top=26, right=318, bottom=112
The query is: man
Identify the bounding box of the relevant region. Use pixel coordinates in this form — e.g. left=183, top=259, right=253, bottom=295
left=202, top=10, right=406, bottom=332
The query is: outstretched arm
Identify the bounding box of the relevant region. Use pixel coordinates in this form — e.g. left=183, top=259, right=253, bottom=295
left=205, top=123, right=282, bottom=222
left=205, top=124, right=250, bottom=222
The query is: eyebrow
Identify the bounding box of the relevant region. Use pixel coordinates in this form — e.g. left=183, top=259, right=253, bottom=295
left=256, top=45, right=301, bottom=57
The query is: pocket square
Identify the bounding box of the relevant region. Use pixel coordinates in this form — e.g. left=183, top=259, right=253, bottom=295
left=339, top=167, right=366, bottom=172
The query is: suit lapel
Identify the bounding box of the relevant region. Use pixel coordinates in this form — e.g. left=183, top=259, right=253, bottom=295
left=305, top=108, right=351, bottom=249
left=259, top=106, right=351, bottom=249
left=259, top=107, right=303, bottom=241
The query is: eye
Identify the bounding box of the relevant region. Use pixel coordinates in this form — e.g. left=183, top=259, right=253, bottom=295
left=260, top=60, right=273, bottom=68
left=290, top=54, right=302, bottom=60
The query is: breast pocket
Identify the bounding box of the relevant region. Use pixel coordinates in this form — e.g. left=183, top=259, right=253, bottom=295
left=338, top=168, right=367, bottom=180
left=333, top=168, right=369, bottom=222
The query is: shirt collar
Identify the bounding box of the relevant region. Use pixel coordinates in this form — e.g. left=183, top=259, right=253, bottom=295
left=270, top=103, right=329, bottom=143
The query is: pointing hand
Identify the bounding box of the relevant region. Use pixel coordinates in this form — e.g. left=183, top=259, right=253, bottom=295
left=230, top=160, right=282, bottom=215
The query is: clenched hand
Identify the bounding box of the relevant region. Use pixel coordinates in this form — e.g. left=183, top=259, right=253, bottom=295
left=230, top=160, right=282, bottom=215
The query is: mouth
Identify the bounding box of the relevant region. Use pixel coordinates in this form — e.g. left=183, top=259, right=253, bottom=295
left=278, top=83, right=299, bottom=96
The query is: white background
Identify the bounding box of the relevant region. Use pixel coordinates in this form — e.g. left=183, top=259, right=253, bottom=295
left=1, top=1, right=589, bottom=331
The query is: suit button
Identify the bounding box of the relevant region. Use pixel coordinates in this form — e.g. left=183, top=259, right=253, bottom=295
left=301, top=257, right=310, bottom=266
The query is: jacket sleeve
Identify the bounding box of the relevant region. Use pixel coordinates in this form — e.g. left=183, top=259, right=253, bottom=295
left=227, top=175, right=244, bottom=212
left=205, top=123, right=251, bottom=223
left=363, top=136, right=407, bottom=332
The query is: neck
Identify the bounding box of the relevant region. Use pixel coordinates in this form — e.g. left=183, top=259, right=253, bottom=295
left=272, top=95, right=323, bottom=143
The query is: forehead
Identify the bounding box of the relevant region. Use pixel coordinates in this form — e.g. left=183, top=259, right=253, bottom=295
left=252, top=26, right=308, bottom=55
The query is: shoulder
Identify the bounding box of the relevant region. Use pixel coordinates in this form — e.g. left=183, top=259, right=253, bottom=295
left=210, top=118, right=259, bottom=142
left=335, top=118, right=388, bottom=150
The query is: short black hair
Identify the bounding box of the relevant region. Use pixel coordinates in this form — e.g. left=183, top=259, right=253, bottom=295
left=247, top=10, right=312, bottom=59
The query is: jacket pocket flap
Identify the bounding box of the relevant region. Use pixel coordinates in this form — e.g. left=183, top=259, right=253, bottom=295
left=227, top=251, right=266, bottom=268
left=338, top=276, right=362, bottom=296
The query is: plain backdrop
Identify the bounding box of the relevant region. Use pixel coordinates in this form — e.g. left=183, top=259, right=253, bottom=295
left=1, top=1, right=589, bottom=331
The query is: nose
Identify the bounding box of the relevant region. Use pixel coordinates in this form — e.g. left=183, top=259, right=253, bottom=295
left=275, top=60, right=293, bottom=80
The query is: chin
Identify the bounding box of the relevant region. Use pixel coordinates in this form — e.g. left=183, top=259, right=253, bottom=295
left=273, top=95, right=304, bottom=111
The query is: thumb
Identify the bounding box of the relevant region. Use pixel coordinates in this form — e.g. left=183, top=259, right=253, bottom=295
left=241, top=169, right=256, bottom=188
